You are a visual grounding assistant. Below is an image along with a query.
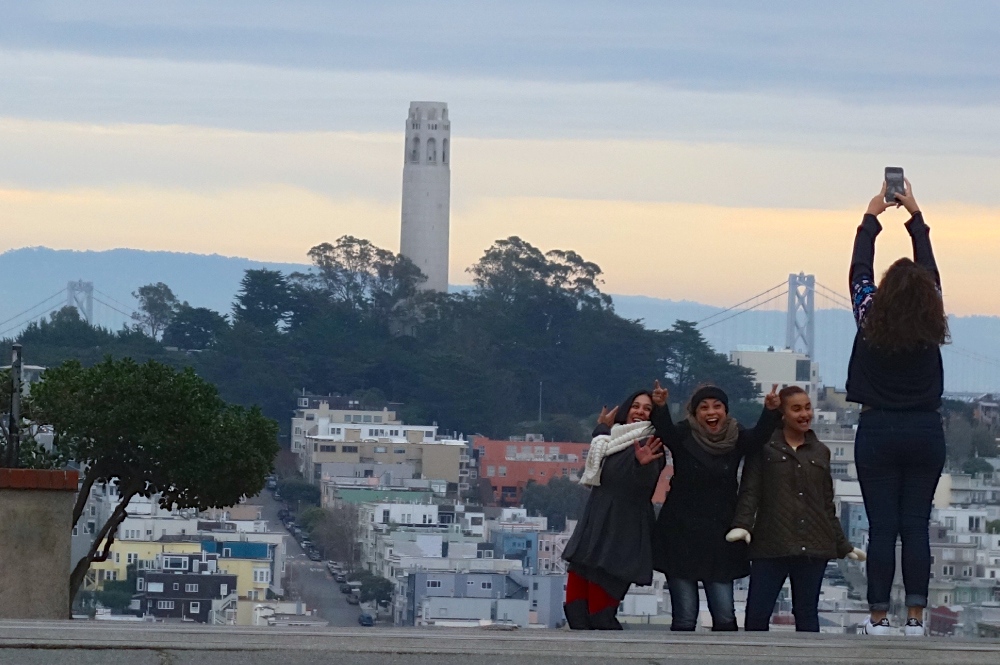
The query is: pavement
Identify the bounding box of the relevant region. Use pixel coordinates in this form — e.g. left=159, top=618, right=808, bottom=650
left=2, top=621, right=1000, bottom=665
left=251, top=493, right=362, bottom=628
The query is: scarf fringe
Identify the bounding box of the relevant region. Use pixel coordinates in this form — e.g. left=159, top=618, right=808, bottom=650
left=579, top=421, right=653, bottom=487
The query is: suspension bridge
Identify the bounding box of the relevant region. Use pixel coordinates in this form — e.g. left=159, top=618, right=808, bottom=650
left=0, top=281, right=134, bottom=339
left=1, top=274, right=999, bottom=394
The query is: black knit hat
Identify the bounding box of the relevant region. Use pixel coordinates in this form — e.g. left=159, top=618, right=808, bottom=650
left=689, top=386, right=729, bottom=414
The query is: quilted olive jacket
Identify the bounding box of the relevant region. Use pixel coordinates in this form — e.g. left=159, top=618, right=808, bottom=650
left=732, top=430, right=853, bottom=560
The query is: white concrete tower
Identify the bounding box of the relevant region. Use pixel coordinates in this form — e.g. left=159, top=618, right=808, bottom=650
left=400, top=101, right=451, bottom=292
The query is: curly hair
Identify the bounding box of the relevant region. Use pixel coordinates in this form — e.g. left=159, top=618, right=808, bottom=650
left=863, top=258, right=949, bottom=353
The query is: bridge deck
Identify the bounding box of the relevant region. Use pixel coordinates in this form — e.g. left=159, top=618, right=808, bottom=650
left=2, top=621, right=1000, bottom=665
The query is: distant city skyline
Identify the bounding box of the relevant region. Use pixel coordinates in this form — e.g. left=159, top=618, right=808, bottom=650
left=1, top=3, right=999, bottom=316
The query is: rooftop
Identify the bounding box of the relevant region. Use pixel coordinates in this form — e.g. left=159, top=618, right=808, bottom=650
left=2, top=622, right=1000, bottom=664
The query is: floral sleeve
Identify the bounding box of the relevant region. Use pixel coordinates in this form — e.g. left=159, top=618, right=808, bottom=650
left=851, top=276, right=877, bottom=328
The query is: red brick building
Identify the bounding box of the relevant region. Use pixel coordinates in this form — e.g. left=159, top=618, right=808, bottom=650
left=473, top=437, right=591, bottom=505
left=472, top=436, right=675, bottom=507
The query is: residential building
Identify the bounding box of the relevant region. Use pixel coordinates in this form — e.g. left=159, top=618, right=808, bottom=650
left=474, top=438, right=589, bottom=505
left=401, top=571, right=529, bottom=627
left=135, top=553, right=238, bottom=624
left=304, top=434, right=468, bottom=490
left=730, top=347, right=820, bottom=404
left=814, top=424, right=857, bottom=480
left=290, top=393, right=402, bottom=458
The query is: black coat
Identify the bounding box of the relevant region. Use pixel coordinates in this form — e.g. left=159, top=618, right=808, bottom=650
left=650, top=405, right=781, bottom=582
left=562, top=426, right=665, bottom=588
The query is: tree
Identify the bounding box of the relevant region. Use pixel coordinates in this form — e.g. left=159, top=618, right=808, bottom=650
left=132, top=283, right=180, bottom=339
left=232, top=269, right=293, bottom=331
left=162, top=305, right=229, bottom=350
left=658, top=321, right=758, bottom=403
left=355, top=571, right=394, bottom=605
left=987, top=520, right=1000, bottom=535
left=963, top=457, right=994, bottom=477
left=300, top=236, right=426, bottom=318
left=946, top=416, right=975, bottom=468
left=29, top=357, right=278, bottom=612
left=308, top=503, right=360, bottom=569
left=277, top=479, right=321, bottom=508
left=522, top=477, right=590, bottom=531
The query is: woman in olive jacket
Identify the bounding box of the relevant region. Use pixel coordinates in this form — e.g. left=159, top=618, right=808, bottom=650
left=727, top=386, right=866, bottom=632
left=562, top=390, right=666, bottom=630
left=650, top=381, right=781, bottom=632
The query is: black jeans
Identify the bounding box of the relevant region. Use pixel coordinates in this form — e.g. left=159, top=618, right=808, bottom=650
left=855, top=409, right=945, bottom=611
left=744, top=557, right=827, bottom=632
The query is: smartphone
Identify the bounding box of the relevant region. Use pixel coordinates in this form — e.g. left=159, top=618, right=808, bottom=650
left=885, top=167, right=905, bottom=203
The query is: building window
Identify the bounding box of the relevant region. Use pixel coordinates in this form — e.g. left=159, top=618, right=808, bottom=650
left=498, top=466, right=507, bottom=477
left=394, top=448, right=406, bottom=454
left=127, top=553, right=138, bottom=565
left=363, top=415, right=372, bottom=423
left=481, top=581, right=492, bottom=590
left=486, top=466, right=496, bottom=477
left=189, top=601, right=201, bottom=614
left=163, top=556, right=188, bottom=571
left=319, top=445, right=336, bottom=453
left=253, top=569, right=271, bottom=584
left=223, top=548, right=232, bottom=557
left=173, top=583, right=180, bottom=591
left=943, top=565, right=955, bottom=576
left=343, top=446, right=358, bottom=453
left=375, top=446, right=387, bottom=453
left=147, top=582, right=164, bottom=593
left=137, top=578, right=145, bottom=591
left=157, top=600, right=175, bottom=610
left=185, top=583, right=199, bottom=593
left=427, top=580, right=442, bottom=588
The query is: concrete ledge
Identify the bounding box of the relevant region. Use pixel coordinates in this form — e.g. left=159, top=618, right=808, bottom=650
left=3, top=622, right=1000, bottom=664
left=0, top=468, right=79, bottom=490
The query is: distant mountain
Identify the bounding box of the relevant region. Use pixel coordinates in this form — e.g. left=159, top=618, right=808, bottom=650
left=2, top=247, right=998, bottom=392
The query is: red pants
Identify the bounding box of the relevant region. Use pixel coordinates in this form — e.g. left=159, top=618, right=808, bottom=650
left=566, top=570, right=620, bottom=615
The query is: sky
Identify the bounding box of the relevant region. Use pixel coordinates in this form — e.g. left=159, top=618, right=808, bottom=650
left=2, top=2, right=999, bottom=315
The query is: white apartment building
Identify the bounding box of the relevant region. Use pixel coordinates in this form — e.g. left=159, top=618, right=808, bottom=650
left=730, top=347, right=820, bottom=404
left=291, top=393, right=404, bottom=458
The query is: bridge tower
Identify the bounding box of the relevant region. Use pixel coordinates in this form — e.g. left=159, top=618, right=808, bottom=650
left=400, top=101, right=451, bottom=292
left=785, top=273, right=815, bottom=358
left=67, top=280, right=94, bottom=324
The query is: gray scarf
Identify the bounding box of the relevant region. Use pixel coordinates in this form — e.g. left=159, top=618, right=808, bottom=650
left=686, top=414, right=740, bottom=456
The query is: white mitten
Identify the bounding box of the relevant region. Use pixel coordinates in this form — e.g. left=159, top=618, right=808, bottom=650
left=846, top=548, right=867, bottom=561
left=725, top=528, right=751, bottom=544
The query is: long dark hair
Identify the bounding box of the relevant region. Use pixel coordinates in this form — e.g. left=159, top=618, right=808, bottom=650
left=863, top=258, right=949, bottom=353
left=615, top=390, right=654, bottom=425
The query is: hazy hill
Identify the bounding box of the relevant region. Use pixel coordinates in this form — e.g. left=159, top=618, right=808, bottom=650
left=2, top=247, right=998, bottom=392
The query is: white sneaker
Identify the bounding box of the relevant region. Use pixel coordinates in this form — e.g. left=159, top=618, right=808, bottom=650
left=863, top=617, right=893, bottom=635
left=904, top=618, right=925, bottom=637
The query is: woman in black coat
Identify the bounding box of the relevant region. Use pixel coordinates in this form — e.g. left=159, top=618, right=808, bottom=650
left=562, top=389, right=666, bottom=630
left=650, top=381, right=781, bottom=631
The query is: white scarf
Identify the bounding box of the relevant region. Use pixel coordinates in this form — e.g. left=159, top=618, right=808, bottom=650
left=579, top=420, right=653, bottom=487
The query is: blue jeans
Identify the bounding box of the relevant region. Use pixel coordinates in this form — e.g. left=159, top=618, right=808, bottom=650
left=856, top=409, right=945, bottom=612
left=744, top=557, right=827, bottom=632
left=667, top=577, right=735, bottom=631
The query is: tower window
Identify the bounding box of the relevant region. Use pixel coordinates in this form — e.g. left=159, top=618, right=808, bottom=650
left=427, top=137, right=437, bottom=162
left=442, top=138, right=449, bottom=164
left=410, top=137, right=420, bottom=163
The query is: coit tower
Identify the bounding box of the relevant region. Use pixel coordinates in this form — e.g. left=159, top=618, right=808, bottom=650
left=400, top=101, right=450, bottom=292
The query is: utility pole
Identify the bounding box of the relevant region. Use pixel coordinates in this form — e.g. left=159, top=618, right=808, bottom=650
left=4, top=344, right=23, bottom=468
left=538, top=381, right=543, bottom=423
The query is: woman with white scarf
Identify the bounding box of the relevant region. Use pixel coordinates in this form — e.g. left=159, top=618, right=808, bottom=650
left=561, top=389, right=666, bottom=630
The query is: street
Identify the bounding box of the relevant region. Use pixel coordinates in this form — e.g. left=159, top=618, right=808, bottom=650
left=251, top=491, right=364, bottom=628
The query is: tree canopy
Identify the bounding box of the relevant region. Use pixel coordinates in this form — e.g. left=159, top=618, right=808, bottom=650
left=28, top=357, right=278, bottom=610
left=5, top=234, right=758, bottom=443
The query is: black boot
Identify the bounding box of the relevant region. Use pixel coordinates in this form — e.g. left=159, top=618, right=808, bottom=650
left=711, top=619, right=739, bottom=632
left=588, top=606, right=624, bottom=630
left=563, top=600, right=591, bottom=630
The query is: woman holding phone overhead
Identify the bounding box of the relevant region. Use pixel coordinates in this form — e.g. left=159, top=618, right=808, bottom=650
left=848, top=179, right=948, bottom=637
left=649, top=380, right=781, bottom=631
left=562, top=390, right=666, bottom=630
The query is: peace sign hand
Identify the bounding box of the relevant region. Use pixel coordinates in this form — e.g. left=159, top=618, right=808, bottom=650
left=651, top=380, right=669, bottom=407
left=634, top=437, right=665, bottom=465
left=764, top=384, right=780, bottom=410
left=597, top=405, right=619, bottom=427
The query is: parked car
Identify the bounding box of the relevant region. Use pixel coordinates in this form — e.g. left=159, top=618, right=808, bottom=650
left=340, top=583, right=353, bottom=594
left=308, top=551, right=321, bottom=561
left=334, top=573, right=347, bottom=583
left=346, top=594, right=360, bottom=605
left=358, top=613, right=375, bottom=627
